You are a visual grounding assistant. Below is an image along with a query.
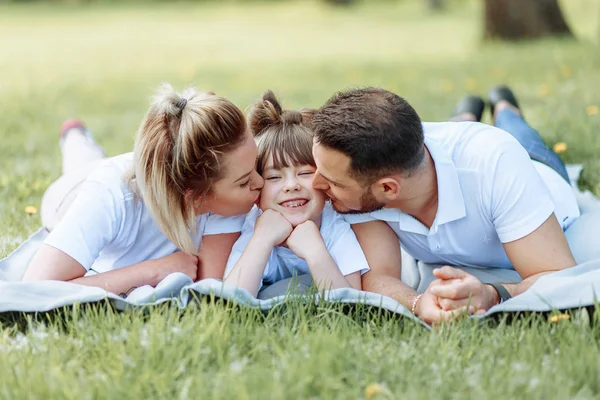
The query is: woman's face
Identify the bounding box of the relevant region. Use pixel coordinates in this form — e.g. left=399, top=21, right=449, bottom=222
left=199, top=131, right=263, bottom=216
left=259, top=156, right=326, bottom=227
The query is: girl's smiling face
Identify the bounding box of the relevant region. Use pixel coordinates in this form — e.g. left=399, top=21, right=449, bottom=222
left=259, top=155, right=326, bottom=227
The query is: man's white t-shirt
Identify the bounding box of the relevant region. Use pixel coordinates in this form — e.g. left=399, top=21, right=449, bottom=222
left=224, top=204, right=370, bottom=286
left=344, top=122, right=580, bottom=270
left=44, top=153, right=245, bottom=275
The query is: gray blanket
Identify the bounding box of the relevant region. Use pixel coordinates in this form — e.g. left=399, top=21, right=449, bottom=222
left=1, top=165, right=599, bottom=329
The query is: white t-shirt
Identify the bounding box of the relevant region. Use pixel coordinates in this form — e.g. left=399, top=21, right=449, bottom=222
left=224, top=204, right=370, bottom=286
left=344, top=122, right=580, bottom=270
left=44, top=153, right=245, bottom=275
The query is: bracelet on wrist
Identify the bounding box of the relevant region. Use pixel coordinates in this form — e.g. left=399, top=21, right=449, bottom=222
left=411, top=294, right=423, bottom=315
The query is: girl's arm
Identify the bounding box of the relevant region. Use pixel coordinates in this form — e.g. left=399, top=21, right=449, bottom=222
left=24, top=245, right=199, bottom=295
left=223, top=235, right=277, bottom=297
left=223, top=209, right=292, bottom=297
left=286, top=221, right=357, bottom=291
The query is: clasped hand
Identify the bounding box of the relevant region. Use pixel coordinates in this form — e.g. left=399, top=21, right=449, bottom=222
left=415, top=266, right=498, bottom=325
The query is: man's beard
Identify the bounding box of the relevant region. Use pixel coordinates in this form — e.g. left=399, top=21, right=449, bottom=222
left=331, top=189, right=385, bottom=215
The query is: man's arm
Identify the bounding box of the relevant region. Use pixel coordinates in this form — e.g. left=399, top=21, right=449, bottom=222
left=352, top=221, right=412, bottom=306
left=353, top=221, right=466, bottom=323
left=499, top=212, right=576, bottom=298
left=431, top=213, right=576, bottom=311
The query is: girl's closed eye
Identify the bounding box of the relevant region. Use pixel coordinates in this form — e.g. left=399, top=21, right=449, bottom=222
left=266, top=175, right=281, bottom=181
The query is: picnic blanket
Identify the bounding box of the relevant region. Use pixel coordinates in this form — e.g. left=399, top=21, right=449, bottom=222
left=1, top=165, right=600, bottom=329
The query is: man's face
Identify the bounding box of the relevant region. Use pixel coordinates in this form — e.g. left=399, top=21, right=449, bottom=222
left=312, top=140, right=385, bottom=214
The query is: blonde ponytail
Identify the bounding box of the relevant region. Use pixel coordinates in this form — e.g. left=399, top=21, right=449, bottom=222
left=130, top=83, right=247, bottom=254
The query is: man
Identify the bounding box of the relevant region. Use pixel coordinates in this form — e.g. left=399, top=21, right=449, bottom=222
left=311, top=86, right=580, bottom=325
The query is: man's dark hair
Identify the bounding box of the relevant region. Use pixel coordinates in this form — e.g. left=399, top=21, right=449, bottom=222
left=312, top=87, right=424, bottom=182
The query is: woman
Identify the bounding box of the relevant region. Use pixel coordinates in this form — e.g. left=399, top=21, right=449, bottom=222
left=23, top=83, right=263, bottom=296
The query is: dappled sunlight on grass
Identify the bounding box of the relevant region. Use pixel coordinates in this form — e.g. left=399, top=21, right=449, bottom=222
left=0, top=1, right=480, bottom=94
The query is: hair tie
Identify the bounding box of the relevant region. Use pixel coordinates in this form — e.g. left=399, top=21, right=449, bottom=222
left=176, top=98, right=188, bottom=113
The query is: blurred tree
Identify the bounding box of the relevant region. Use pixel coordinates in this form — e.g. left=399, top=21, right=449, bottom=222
left=324, top=0, right=356, bottom=5
left=426, top=0, right=444, bottom=11
left=484, top=0, right=573, bottom=41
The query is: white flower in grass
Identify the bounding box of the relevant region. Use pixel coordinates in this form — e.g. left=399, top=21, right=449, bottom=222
left=92, top=372, right=108, bottom=382
left=69, top=338, right=84, bottom=349
left=178, top=378, right=192, bottom=400
left=121, top=354, right=136, bottom=368
left=11, top=333, right=30, bottom=351
left=139, top=327, right=149, bottom=348
left=177, top=361, right=187, bottom=375
left=229, top=357, right=248, bottom=373
left=198, top=347, right=211, bottom=356
left=464, top=364, right=482, bottom=388
left=528, top=377, right=540, bottom=391
left=31, top=326, right=58, bottom=342
left=171, top=327, right=182, bottom=335
left=109, top=329, right=128, bottom=343
left=301, top=344, right=310, bottom=358
left=511, top=361, right=526, bottom=372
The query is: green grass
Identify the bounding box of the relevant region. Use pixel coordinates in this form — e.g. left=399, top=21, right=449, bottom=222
left=1, top=301, right=599, bottom=399
left=1, top=1, right=600, bottom=398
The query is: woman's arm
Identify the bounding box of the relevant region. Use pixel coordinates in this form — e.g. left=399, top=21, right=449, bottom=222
left=24, top=245, right=199, bottom=295
left=343, top=272, right=362, bottom=290
left=198, top=232, right=241, bottom=280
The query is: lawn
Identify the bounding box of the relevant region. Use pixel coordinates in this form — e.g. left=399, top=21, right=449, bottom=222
left=1, top=0, right=600, bottom=398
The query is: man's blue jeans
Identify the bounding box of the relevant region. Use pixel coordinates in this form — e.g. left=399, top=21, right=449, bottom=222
left=494, top=108, right=570, bottom=183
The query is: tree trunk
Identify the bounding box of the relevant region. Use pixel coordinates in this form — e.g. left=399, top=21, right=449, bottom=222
left=426, top=0, right=444, bottom=11
left=324, top=0, right=356, bottom=5
left=484, top=0, right=573, bottom=41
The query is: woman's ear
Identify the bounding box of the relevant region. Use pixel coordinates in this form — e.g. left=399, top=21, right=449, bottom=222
left=185, top=189, right=208, bottom=215
left=372, top=177, right=401, bottom=201
left=184, top=189, right=196, bottom=206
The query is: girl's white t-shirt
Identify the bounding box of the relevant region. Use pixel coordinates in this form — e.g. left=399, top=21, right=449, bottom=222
left=224, top=204, right=370, bottom=286
left=44, top=153, right=245, bottom=275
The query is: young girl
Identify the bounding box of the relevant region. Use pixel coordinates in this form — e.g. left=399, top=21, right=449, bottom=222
left=23, top=84, right=263, bottom=296
left=223, top=91, right=369, bottom=296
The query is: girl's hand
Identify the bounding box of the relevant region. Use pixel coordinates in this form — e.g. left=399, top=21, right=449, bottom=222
left=255, top=209, right=293, bottom=247
left=152, top=252, right=199, bottom=284
left=286, top=220, right=326, bottom=261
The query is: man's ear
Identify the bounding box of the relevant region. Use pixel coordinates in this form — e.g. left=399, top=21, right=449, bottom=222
left=372, top=177, right=401, bottom=201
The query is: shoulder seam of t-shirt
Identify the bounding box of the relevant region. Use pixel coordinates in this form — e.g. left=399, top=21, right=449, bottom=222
left=496, top=198, right=555, bottom=243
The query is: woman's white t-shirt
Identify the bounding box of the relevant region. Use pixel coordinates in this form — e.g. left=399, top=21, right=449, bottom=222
left=44, top=153, right=245, bottom=275
left=224, top=204, right=370, bottom=286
